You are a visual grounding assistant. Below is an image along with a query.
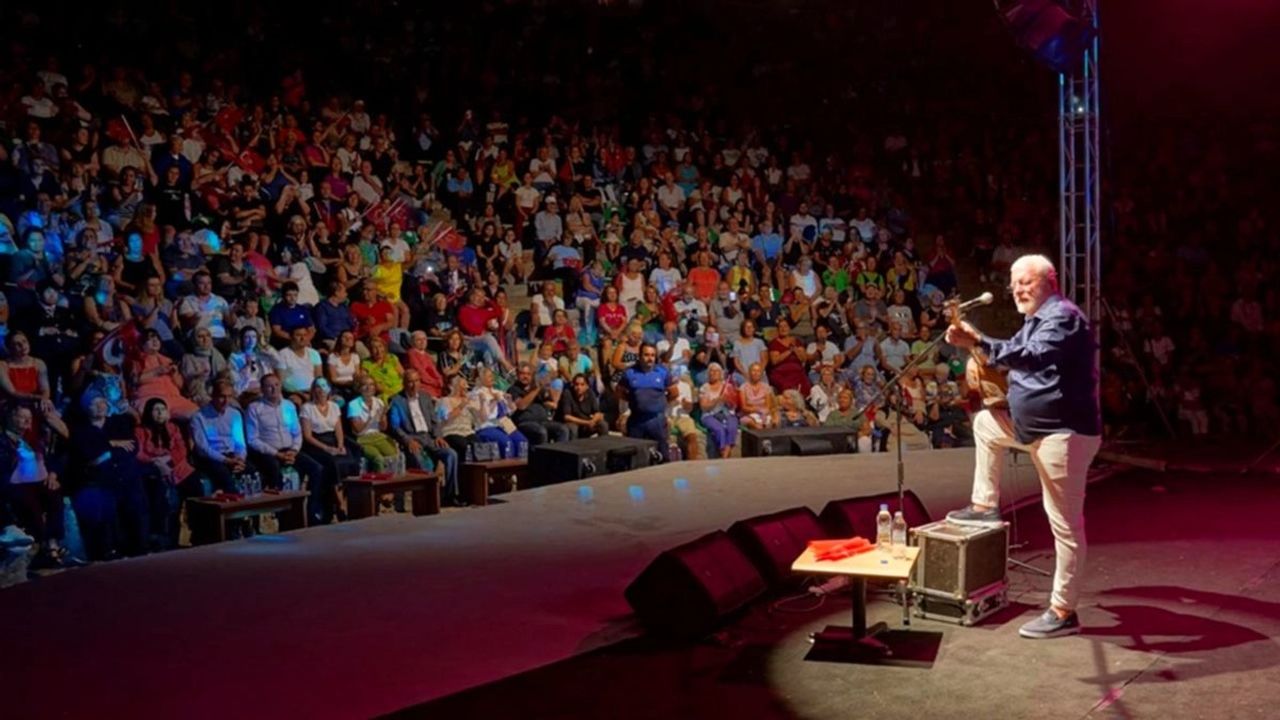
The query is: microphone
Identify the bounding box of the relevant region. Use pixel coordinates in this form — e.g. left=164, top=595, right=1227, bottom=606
left=954, top=291, right=995, bottom=313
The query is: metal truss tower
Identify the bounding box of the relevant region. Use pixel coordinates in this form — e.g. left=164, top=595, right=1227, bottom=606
left=1058, top=0, right=1101, bottom=323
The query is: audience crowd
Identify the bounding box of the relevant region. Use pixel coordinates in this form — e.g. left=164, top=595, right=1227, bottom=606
left=10, top=0, right=1256, bottom=572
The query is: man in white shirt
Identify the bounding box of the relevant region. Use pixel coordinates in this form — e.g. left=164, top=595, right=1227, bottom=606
left=656, top=320, right=693, bottom=375
left=879, top=322, right=912, bottom=374
left=851, top=207, right=878, bottom=243
left=657, top=174, right=686, bottom=218
left=806, top=324, right=844, bottom=378
left=246, top=375, right=327, bottom=521
left=179, top=271, right=234, bottom=352
left=789, top=204, right=818, bottom=241
left=672, top=285, right=709, bottom=329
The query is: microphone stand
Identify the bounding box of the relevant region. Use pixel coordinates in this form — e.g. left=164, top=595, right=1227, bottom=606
left=849, top=329, right=952, bottom=628
left=852, top=329, right=952, bottom=514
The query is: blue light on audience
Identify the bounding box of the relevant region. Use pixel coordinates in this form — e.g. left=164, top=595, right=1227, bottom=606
left=629, top=485, right=645, bottom=502
left=578, top=486, right=594, bottom=502
left=673, top=477, right=690, bottom=491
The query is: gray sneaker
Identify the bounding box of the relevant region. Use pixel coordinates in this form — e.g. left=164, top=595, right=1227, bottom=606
left=1019, top=609, right=1081, bottom=639
left=945, top=506, right=1003, bottom=527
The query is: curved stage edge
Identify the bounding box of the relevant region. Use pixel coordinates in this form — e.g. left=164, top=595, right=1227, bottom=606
left=4, top=447, right=1040, bottom=718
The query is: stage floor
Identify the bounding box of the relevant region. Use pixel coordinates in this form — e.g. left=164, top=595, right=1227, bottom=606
left=4, top=448, right=991, bottom=718
left=397, top=470, right=1280, bottom=720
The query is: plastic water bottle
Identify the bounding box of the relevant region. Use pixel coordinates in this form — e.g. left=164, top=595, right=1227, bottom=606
left=465, top=444, right=474, bottom=463
left=517, top=439, right=528, bottom=459
left=359, top=456, right=368, bottom=476
left=892, top=510, right=907, bottom=559
left=876, top=503, right=893, bottom=553
left=281, top=466, right=300, bottom=492
left=668, top=442, right=683, bottom=462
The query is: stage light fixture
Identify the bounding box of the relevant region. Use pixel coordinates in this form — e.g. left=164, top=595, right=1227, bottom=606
left=997, top=0, right=1096, bottom=73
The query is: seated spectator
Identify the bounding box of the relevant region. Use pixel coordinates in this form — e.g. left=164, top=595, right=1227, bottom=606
left=469, top=367, right=527, bottom=458
left=351, top=281, right=400, bottom=351
left=668, top=369, right=704, bottom=460
left=70, top=393, right=149, bottom=560
left=267, top=282, right=316, bottom=347
left=808, top=365, right=843, bottom=423
left=388, top=369, right=460, bottom=505
left=405, top=331, right=446, bottom=398
left=767, top=317, right=811, bottom=394
left=879, top=322, right=911, bottom=375
left=312, top=280, right=357, bottom=350
left=135, top=398, right=200, bottom=549
left=129, top=329, right=199, bottom=420
left=542, top=309, right=576, bottom=355
left=457, top=287, right=513, bottom=372
left=361, top=337, right=404, bottom=401
left=179, top=270, right=233, bottom=352
left=29, top=283, right=81, bottom=396
left=84, top=275, right=133, bottom=334
left=778, top=389, right=818, bottom=428
left=325, top=329, right=362, bottom=400
left=887, top=288, right=917, bottom=339
left=805, top=325, right=843, bottom=381
left=823, top=388, right=869, bottom=437
left=277, top=326, right=323, bottom=403
left=738, top=362, right=778, bottom=429
left=180, top=327, right=227, bottom=406
left=507, top=363, right=570, bottom=447
left=347, top=373, right=399, bottom=471
left=370, top=243, right=411, bottom=329
left=299, top=379, right=360, bottom=522
left=698, top=363, right=739, bottom=458
left=0, top=403, right=73, bottom=567
left=190, top=378, right=248, bottom=494
left=228, top=326, right=277, bottom=403
left=529, top=281, right=565, bottom=341
left=247, top=374, right=327, bottom=522
left=209, top=242, right=257, bottom=304
left=556, top=373, right=608, bottom=439
left=0, top=332, right=52, bottom=404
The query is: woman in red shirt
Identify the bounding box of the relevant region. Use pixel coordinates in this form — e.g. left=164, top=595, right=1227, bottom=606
left=597, top=285, right=629, bottom=364
left=542, top=309, right=576, bottom=355
left=767, top=317, right=811, bottom=394
left=136, top=398, right=199, bottom=548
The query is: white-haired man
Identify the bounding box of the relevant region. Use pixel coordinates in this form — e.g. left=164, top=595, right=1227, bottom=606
left=944, top=254, right=1101, bottom=639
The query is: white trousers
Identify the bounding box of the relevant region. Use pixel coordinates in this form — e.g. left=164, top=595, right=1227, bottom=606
left=971, top=408, right=1101, bottom=612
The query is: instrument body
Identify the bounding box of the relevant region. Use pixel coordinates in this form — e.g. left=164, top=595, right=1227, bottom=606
left=948, top=299, right=1008, bottom=409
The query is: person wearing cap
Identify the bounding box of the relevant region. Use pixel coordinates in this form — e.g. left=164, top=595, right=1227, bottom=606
left=348, top=99, right=371, bottom=135
left=534, top=196, right=563, bottom=246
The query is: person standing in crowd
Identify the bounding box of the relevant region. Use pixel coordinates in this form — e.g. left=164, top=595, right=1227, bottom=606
left=617, top=343, right=678, bottom=459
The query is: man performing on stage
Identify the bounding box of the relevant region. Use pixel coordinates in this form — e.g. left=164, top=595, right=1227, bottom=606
left=943, top=254, right=1102, bottom=639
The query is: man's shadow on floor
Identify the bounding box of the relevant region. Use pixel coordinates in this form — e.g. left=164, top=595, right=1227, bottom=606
left=1080, top=585, right=1280, bottom=687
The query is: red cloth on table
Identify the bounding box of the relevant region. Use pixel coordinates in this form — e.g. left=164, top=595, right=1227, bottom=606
left=807, top=537, right=875, bottom=561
